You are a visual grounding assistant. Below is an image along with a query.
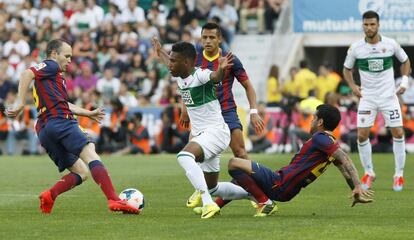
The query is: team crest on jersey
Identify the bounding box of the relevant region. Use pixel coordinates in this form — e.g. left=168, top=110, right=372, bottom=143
left=33, top=62, right=46, bottom=71
left=180, top=89, right=194, bottom=105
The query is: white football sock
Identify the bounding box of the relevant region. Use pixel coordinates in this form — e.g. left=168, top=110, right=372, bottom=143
left=177, top=151, right=213, bottom=205
left=209, top=182, right=250, bottom=200
left=393, top=137, right=405, bottom=177
left=357, top=139, right=375, bottom=176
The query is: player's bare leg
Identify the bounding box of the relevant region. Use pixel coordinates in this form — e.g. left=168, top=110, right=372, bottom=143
left=228, top=158, right=277, bottom=217
left=39, top=159, right=87, bottom=214
left=357, top=127, right=375, bottom=189
left=79, top=143, right=139, bottom=214
left=230, top=129, right=248, bottom=159
left=390, top=126, right=405, bottom=191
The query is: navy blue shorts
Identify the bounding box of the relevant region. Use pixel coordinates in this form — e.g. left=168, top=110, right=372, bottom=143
left=251, top=161, right=285, bottom=201
left=38, top=118, right=91, bottom=172
left=222, top=108, right=242, bottom=132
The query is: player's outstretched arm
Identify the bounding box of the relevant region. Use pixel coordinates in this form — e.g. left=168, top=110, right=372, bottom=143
left=151, top=37, right=170, bottom=65
left=332, top=148, right=374, bottom=207
left=210, top=53, right=234, bottom=83
left=68, top=103, right=105, bottom=123
left=6, top=69, right=34, bottom=118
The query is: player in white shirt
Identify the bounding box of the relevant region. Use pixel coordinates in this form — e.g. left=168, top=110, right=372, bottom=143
left=343, top=11, right=411, bottom=191
left=169, top=42, right=250, bottom=219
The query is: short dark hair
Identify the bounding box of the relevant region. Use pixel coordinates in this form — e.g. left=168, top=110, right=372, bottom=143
left=202, top=22, right=222, bottom=37
left=46, top=39, right=63, bottom=57
left=171, top=41, right=196, bottom=62
left=299, top=60, right=307, bottom=68
left=316, top=104, right=341, bottom=131
left=362, top=10, right=379, bottom=21
left=134, top=112, right=143, bottom=121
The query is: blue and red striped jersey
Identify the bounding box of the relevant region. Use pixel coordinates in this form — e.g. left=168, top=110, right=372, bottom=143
left=276, top=131, right=339, bottom=201
left=195, top=48, right=249, bottom=111
left=30, top=60, right=74, bottom=132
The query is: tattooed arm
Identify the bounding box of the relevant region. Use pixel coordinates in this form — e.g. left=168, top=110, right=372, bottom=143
left=332, top=148, right=374, bottom=206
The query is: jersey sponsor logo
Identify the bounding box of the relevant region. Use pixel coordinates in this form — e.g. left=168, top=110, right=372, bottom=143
left=368, top=59, right=384, bottom=71
left=180, top=89, right=194, bottom=105
left=33, top=62, right=46, bottom=71
left=358, top=110, right=371, bottom=115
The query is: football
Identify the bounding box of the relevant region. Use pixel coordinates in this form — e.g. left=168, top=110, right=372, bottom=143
left=119, top=188, right=145, bottom=212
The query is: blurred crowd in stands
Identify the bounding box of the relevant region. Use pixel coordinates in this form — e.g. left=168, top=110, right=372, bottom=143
left=262, top=61, right=414, bottom=154
left=0, top=0, right=285, bottom=155
left=7, top=0, right=411, bottom=156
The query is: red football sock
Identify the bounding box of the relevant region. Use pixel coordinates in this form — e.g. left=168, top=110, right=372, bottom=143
left=88, top=160, right=120, bottom=201
left=50, top=173, right=82, bottom=200
left=228, top=169, right=269, bottom=203
left=215, top=197, right=231, bottom=208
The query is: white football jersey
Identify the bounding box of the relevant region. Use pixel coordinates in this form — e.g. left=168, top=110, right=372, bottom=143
left=344, top=36, right=408, bottom=98
left=172, top=68, right=225, bottom=135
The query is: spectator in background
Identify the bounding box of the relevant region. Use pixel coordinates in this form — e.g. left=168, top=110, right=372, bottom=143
left=0, top=98, right=8, bottom=155
left=37, top=0, right=64, bottom=29
left=15, top=55, right=36, bottom=84
left=97, top=97, right=128, bottom=153
left=128, top=52, right=148, bottom=82
left=121, top=0, right=145, bottom=26
left=68, top=0, right=98, bottom=36
left=118, top=82, right=138, bottom=108
left=73, top=32, right=98, bottom=65
left=146, top=4, right=167, bottom=29
left=74, top=61, right=98, bottom=92
left=264, top=0, right=282, bottom=33
left=294, top=60, right=317, bottom=99
left=78, top=92, right=101, bottom=141
left=119, top=22, right=138, bottom=48
left=138, top=19, right=160, bottom=44
left=209, top=0, right=238, bottom=43
left=158, top=107, right=186, bottom=153
left=87, top=0, right=104, bottom=24
left=0, top=64, right=13, bottom=101
left=36, top=17, right=54, bottom=43
left=104, top=3, right=123, bottom=26
left=315, top=63, right=340, bottom=102
left=19, top=0, right=39, bottom=32
left=164, top=15, right=182, bottom=44
left=0, top=13, right=10, bottom=45
left=239, top=0, right=265, bottom=34
left=5, top=90, right=38, bottom=155
left=96, top=68, right=121, bottom=103
left=3, top=31, right=30, bottom=70
left=248, top=102, right=273, bottom=153
left=104, top=47, right=127, bottom=80
left=0, top=57, right=15, bottom=83
left=187, top=18, right=202, bottom=43
left=289, top=90, right=323, bottom=152
left=97, top=22, right=119, bottom=49
left=266, top=64, right=282, bottom=106
left=168, top=0, right=194, bottom=27
left=195, top=0, right=214, bottom=19
left=114, top=112, right=151, bottom=155
left=282, top=66, right=299, bottom=100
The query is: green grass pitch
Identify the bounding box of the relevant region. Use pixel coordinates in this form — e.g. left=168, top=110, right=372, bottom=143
left=0, top=153, right=413, bottom=239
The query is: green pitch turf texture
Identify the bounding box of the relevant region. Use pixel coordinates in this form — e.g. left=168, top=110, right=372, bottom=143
left=0, top=153, right=413, bottom=240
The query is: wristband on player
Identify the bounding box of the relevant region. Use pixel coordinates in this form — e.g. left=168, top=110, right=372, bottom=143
left=400, top=75, right=409, bottom=89
left=250, top=109, right=258, bottom=115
